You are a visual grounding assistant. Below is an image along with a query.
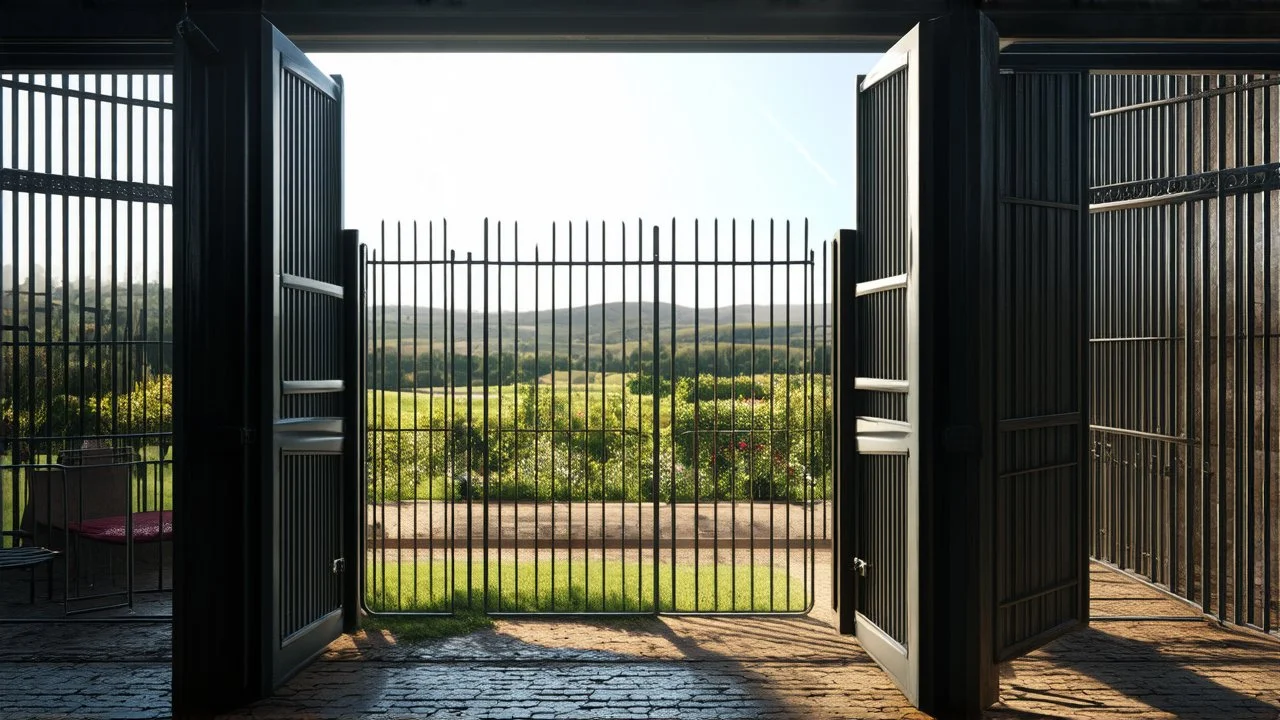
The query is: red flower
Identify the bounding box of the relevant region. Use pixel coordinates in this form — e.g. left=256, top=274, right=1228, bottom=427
left=738, top=440, right=748, bottom=450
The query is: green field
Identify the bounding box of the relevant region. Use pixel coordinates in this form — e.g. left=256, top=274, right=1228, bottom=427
left=365, top=559, right=810, bottom=615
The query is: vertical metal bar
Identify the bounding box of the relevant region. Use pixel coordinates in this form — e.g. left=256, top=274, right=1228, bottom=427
left=1216, top=78, right=1227, bottom=619
left=534, top=241, right=542, bottom=608
left=769, top=219, right=777, bottom=612
left=750, top=219, right=757, bottom=610
left=483, top=223, right=491, bottom=613
left=785, top=220, right=793, bottom=610
left=496, top=221, right=503, bottom=611
left=1263, top=78, right=1274, bottom=634
left=551, top=225, right=558, bottom=610
left=379, top=224, right=389, bottom=608
left=511, top=222, right=520, bottom=608
left=669, top=220, right=677, bottom=609
left=731, top=219, right=738, bottom=611
left=566, top=222, right=575, bottom=608
left=579, top=221, right=587, bottom=610
left=1200, top=84, right=1212, bottom=615
left=395, top=222, right=405, bottom=610
left=621, top=222, right=629, bottom=610
left=1244, top=78, right=1256, bottom=626
left=651, top=224, right=661, bottom=613
left=449, top=244, right=457, bottom=611
left=712, top=219, right=720, bottom=612
left=632, top=219, right=642, bottom=609
left=1232, top=78, right=1245, bottom=626
left=809, top=240, right=817, bottom=610
left=466, top=249, right=475, bottom=609
left=428, top=222, right=436, bottom=604
left=1, top=75, right=9, bottom=549
left=412, top=222, right=420, bottom=608
left=693, top=219, right=701, bottom=611
left=599, top=220, right=607, bottom=611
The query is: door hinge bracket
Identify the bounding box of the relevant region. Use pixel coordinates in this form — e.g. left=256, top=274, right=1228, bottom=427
left=332, top=558, right=345, bottom=574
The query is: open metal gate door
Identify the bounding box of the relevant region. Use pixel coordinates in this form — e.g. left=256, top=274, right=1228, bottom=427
left=848, top=27, right=926, bottom=706
left=991, top=70, right=1089, bottom=660
left=261, top=22, right=349, bottom=685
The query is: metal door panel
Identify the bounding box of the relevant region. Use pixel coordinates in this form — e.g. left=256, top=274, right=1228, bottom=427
left=262, top=19, right=348, bottom=685
left=851, top=27, right=920, bottom=706
left=992, top=71, right=1089, bottom=661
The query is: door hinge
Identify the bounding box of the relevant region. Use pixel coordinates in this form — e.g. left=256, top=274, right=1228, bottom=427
left=332, top=558, right=345, bottom=574
left=851, top=557, right=869, bottom=577
left=240, top=427, right=255, bottom=446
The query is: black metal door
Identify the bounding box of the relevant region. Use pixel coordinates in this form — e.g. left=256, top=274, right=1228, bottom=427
left=850, top=28, right=924, bottom=706
left=992, top=71, right=1089, bottom=661
left=261, top=22, right=349, bottom=684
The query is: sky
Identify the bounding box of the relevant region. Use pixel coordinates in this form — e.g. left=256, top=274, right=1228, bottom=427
left=310, top=52, right=877, bottom=310
left=2, top=53, right=879, bottom=310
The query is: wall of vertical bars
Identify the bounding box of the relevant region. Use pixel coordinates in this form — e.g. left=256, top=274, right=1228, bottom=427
left=363, top=219, right=830, bottom=614
left=1090, top=73, right=1279, bottom=636
left=0, top=73, right=174, bottom=614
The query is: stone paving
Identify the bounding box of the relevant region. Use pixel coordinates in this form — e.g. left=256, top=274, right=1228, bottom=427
left=2, top=561, right=1279, bottom=719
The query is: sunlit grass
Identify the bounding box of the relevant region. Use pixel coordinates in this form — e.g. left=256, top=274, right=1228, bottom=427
left=365, top=559, right=810, bottom=615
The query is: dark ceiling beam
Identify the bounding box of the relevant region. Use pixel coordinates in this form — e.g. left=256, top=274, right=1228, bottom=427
left=988, top=9, right=1280, bottom=43
left=258, top=0, right=942, bottom=52
left=5, top=0, right=1280, bottom=55
left=1000, top=41, right=1280, bottom=72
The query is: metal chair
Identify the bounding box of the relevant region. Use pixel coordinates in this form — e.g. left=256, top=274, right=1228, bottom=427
left=2, top=464, right=65, bottom=605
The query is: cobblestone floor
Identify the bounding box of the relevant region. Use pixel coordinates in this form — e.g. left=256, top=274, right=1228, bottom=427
left=2, top=562, right=1278, bottom=719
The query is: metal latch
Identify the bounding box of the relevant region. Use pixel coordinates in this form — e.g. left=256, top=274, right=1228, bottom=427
left=851, top=557, right=869, bottom=577
left=332, top=558, right=345, bottom=574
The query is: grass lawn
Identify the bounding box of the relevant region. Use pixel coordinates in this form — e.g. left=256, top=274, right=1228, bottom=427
left=365, top=558, right=811, bottom=615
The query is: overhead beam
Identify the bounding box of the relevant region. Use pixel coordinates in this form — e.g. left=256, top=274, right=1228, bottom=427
left=1000, top=41, right=1280, bottom=72
left=6, top=1, right=1280, bottom=53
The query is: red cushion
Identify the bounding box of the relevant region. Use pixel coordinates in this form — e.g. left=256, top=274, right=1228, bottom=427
left=67, top=511, right=173, bottom=544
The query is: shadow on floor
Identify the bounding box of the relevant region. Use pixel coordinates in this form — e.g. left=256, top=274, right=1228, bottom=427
left=993, top=566, right=1280, bottom=719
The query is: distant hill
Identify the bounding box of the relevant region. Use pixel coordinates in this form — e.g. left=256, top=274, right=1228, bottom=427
left=367, top=301, right=832, bottom=352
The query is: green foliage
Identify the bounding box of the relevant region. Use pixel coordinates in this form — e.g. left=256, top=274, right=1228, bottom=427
left=676, top=374, right=768, bottom=402
left=626, top=372, right=671, bottom=396
left=90, top=373, right=174, bottom=454
left=367, top=373, right=831, bottom=504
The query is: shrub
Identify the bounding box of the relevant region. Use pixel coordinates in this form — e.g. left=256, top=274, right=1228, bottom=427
left=626, top=373, right=671, bottom=396
left=677, top=374, right=768, bottom=402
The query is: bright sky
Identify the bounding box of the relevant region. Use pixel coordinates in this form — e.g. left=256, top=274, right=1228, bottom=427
left=310, top=53, right=877, bottom=310
left=2, top=53, right=878, bottom=311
